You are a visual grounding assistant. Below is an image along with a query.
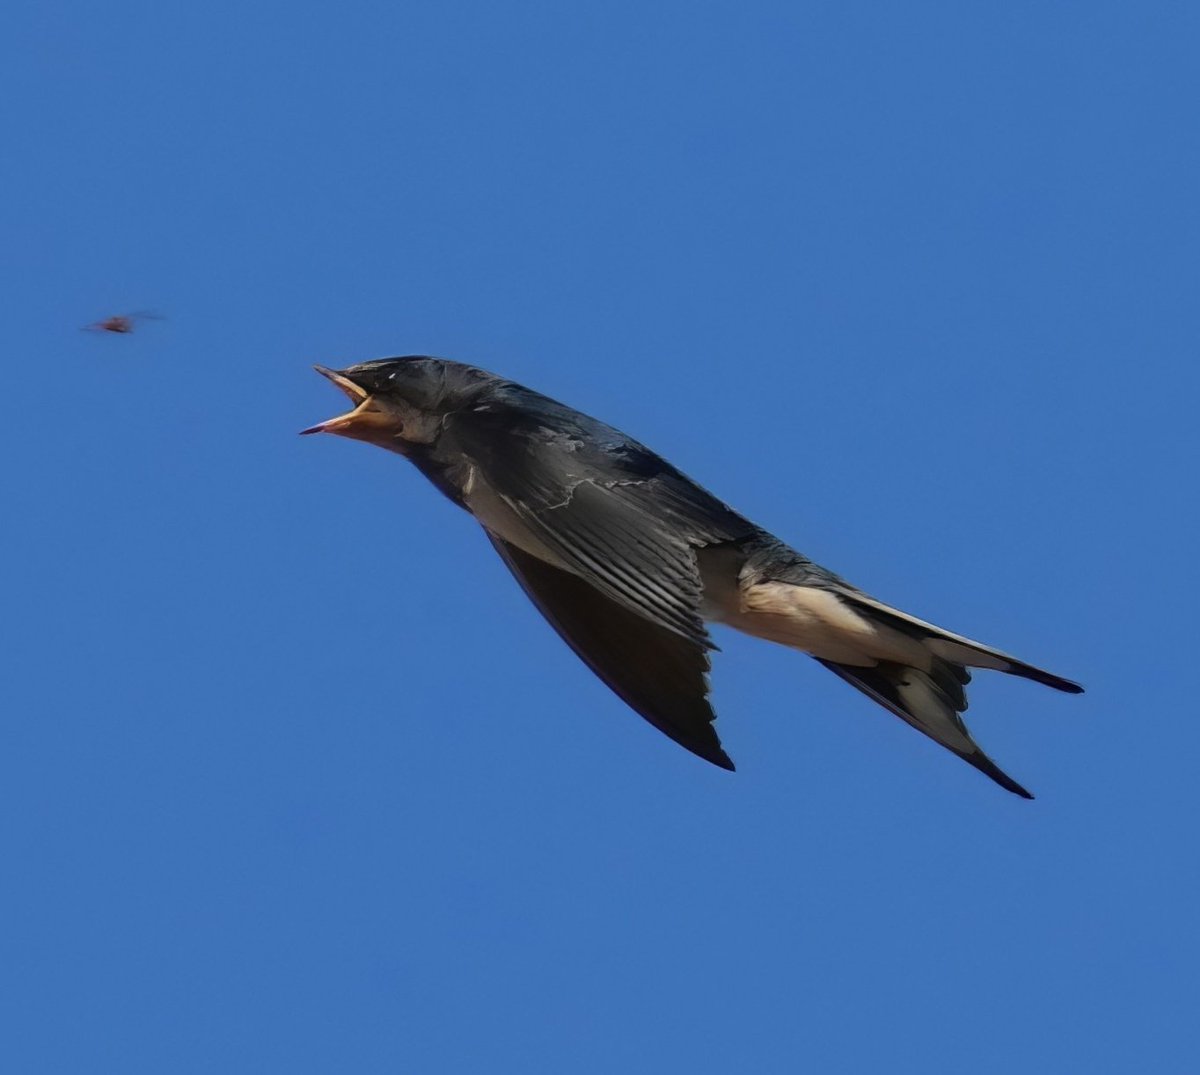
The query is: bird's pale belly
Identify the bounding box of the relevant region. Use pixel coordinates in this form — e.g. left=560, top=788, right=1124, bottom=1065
left=463, top=471, right=568, bottom=567
left=697, top=549, right=928, bottom=668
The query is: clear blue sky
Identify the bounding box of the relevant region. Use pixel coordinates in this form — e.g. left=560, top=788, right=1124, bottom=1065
left=3, top=2, right=1196, bottom=1071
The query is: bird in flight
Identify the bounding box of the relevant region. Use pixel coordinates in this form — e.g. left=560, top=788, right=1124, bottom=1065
left=303, top=357, right=1082, bottom=797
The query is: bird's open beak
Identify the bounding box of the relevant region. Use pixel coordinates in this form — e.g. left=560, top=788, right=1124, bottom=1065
left=300, top=365, right=380, bottom=437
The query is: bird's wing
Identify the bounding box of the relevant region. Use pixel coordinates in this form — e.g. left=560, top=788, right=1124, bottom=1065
left=447, top=396, right=754, bottom=649
left=499, top=477, right=714, bottom=646
left=487, top=533, right=734, bottom=770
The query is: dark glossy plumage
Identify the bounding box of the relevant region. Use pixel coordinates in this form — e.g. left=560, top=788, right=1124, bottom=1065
left=305, top=356, right=1083, bottom=797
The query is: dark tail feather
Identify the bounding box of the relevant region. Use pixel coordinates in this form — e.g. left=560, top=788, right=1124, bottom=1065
left=836, top=591, right=1084, bottom=695
left=818, top=657, right=1034, bottom=799
left=990, top=657, right=1084, bottom=694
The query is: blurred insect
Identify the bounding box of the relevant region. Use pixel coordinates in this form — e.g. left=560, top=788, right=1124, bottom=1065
left=84, top=311, right=164, bottom=334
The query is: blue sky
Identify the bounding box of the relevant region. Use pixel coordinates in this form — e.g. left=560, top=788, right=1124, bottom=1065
left=2, top=1, right=1197, bottom=1071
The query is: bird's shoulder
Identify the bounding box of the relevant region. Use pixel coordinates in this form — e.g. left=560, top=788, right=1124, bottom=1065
left=443, top=382, right=756, bottom=543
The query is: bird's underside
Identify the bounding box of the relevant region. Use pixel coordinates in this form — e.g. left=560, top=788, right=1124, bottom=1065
left=484, top=511, right=1081, bottom=799
left=304, top=358, right=1084, bottom=798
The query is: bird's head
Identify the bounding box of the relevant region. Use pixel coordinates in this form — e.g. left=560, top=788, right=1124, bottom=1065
left=300, top=356, right=494, bottom=452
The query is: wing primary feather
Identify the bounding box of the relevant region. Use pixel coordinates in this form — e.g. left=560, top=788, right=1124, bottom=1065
left=486, top=534, right=734, bottom=771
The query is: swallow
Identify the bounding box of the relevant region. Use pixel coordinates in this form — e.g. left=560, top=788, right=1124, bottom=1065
left=303, top=357, right=1083, bottom=797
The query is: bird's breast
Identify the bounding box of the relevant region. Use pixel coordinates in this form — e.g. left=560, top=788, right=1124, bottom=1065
left=462, top=466, right=567, bottom=568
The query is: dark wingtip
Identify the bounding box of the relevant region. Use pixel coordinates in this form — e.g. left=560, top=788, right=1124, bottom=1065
left=689, top=743, right=736, bottom=771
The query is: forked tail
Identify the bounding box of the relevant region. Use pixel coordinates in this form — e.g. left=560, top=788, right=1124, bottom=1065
left=819, top=657, right=1034, bottom=798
